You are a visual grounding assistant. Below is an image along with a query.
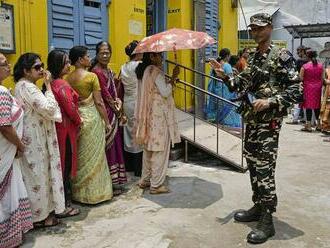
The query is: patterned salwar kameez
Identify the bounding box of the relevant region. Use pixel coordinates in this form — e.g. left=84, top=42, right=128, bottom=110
left=135, top=65, right=180, bottom=189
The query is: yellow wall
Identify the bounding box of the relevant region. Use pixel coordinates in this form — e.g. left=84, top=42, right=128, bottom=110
left=219, top=1, right=238, bottom=54
left=1, top=0, right=48, bottom=89
left=1, top=0, right=148, bottom=88
left=167, top=0, right=194, bottom=109
left=0, top=0, right=237, bottom=93
left=108, top=0, right=146, bottom=74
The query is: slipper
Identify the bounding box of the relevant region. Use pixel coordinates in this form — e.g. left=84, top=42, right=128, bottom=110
left=33, top=217, right=60, bottom=229
left=150, top=185, right=170, bottom=194
left=300, top=128, right=312, bottom=132
left=113, top=189, right=123, bottom=196
left=138, top=181, right=150, bottom=189
left=286, top=121, right=299, bottom=125
left=323, top=139, right=330, bottom=142
left=56, top=207, right=80, bottom=218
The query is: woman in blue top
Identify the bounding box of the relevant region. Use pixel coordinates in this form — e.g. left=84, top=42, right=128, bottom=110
left=205, top=48, right=242, bottom=128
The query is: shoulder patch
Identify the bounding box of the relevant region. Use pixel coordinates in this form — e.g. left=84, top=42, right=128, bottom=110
left=279, top=49, right=292, bottom=62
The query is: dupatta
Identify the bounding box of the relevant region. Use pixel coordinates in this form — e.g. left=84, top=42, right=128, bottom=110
left=134, top=65, right=162, bottom=146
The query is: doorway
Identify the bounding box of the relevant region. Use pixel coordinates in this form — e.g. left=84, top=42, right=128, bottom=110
left=47, top=0, right=108, bottom=56
left=146, top=0, right=167, bottom=36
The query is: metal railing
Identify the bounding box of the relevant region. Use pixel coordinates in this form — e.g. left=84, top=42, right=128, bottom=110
left=166, top=59, right=246, bottom=171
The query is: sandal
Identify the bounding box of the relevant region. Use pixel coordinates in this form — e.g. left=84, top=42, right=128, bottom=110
left=138, top=181, right=150, bottom=189
left=286, top=121, right=299, bottom=125
left=300, top=127, right=312, bottom=132
left=150, top=185, right=170, bottom=195
left=113, top=189, right=123, bottom=196
left=33, top=216, right=60, bottom=229
left=56, top=207, right=80, bottom=219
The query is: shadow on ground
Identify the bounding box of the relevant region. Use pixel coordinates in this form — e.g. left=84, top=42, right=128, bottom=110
left=23, top=199, right=97, bottom=247
left=216, top=212, right=305, bottom=241
left=143, top=176, right=223, bottom=209
left=184, top=144, right=239, bottom=171
left=22, top=174, right=141, bottom=247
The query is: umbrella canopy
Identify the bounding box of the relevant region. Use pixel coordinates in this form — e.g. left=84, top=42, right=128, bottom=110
left=133, top=28, right=217, bottom=54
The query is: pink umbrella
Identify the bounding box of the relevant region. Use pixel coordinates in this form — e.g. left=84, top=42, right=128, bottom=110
left=133, top=28, right=217, bottom=60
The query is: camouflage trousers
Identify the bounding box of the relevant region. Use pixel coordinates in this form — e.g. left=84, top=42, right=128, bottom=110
left=243, top=120, right=282, bottom=213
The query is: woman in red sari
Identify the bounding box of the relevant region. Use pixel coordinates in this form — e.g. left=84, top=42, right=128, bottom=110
left=47, top=49, right=81, bottom=217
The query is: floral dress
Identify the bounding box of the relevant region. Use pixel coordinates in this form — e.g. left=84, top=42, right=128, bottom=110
left=14, top=79, right=65, bottom=222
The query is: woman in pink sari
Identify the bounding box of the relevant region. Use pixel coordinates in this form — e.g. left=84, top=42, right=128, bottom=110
left=300, top=49, right=324, bottom=132
left=135, top=53, right=181, bottom=194
left=91, top=41, right=127, bottom=195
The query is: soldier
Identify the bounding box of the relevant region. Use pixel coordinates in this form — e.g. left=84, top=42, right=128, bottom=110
left=210, top=13, right=302, bottom=244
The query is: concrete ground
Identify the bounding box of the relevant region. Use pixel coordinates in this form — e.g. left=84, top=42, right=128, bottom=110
left=22, top=122, right=330, bottom=248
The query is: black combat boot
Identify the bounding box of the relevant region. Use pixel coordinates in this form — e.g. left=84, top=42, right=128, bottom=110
left=247, top=211, right=275, bottom=244
left=234, top=204, right=262, bottom=222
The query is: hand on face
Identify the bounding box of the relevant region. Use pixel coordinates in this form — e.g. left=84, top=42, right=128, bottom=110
left=43, top=70, right=52, bottom=85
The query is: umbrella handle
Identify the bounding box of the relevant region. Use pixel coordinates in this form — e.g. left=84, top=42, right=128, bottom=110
left=173, top=44, right=178, bottom=64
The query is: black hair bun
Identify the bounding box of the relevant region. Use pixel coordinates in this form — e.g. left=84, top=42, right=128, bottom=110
left=125, top=40, right=139, bottom=56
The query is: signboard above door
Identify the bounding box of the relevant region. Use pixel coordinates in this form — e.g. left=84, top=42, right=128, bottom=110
left=0, top=3, right=15, bottom=53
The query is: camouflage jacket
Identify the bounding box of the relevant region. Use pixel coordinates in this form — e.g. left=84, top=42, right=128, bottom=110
left=228, top=44, right=302, bottom=124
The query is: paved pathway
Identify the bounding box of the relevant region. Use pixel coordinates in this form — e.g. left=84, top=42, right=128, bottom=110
left=23, top=122, right=330, bottom=248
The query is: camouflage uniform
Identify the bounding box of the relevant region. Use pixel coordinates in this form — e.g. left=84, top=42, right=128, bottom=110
left=227, top=44, right=302, bottom=213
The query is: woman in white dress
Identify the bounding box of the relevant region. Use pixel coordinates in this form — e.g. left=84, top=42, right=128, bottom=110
left=14, top=53, right=65, bottom=227
left=0, top=53, right=33, bottom=248
left=121, top=41, right=143, bottom=177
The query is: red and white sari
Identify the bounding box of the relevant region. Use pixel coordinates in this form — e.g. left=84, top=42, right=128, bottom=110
left=0, top=85, right=33, bottom=248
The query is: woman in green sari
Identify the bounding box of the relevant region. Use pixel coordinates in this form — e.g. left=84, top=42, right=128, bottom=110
left=67, top=46, right=113, bottom=204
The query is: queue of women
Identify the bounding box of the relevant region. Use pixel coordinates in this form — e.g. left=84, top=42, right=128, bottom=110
left=285, top=43, right=330, bottom=141
left=0, top=40, right=180, bottom=247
